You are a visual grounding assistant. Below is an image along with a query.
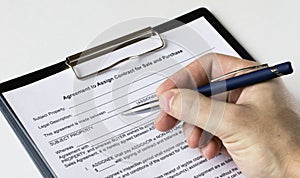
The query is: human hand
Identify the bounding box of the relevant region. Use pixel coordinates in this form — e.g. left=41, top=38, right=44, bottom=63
left=154, top=54, right=300, bottom=177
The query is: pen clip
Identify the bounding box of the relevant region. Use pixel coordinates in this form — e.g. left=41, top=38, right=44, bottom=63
left=211, top=63, right=269, bottom=82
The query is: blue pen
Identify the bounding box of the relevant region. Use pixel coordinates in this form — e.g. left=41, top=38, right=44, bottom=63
left=122, top=61, right=293, bottom=116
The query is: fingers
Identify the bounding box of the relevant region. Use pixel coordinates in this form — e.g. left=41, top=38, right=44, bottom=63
left=199, top=136, right=222, bottom=160
left=183, top=122, right=225, bottom=159
left=155, top=113, right=226, bottom=159
left=155, top=114, right=227, bottom=159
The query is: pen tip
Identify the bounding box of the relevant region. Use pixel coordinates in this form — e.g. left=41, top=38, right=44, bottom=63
left=121, top=100, right=160, bottom=116
left=121, top=110, right=134, bottom=116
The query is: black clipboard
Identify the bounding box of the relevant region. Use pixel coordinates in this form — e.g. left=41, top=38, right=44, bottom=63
left=0, top=7, right=254, bottom=178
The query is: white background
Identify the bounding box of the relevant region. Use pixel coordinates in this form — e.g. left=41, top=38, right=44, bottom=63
left=0, top=1, right=299, bottom=177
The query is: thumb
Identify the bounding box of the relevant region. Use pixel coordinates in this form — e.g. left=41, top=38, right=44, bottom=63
left=158, top=88, right=236, bottom=138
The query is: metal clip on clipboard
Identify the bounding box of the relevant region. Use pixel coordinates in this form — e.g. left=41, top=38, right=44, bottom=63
left=66, top=27, right=165, bottom=79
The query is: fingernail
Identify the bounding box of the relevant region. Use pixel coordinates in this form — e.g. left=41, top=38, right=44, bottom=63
left=184, top=126, right=194, bottom=140
left=202, top=148, right=209, bottom=159
left=199, top=148, right=208, bottom=159
left=198, top=148, right=205, bottom=157
left=154, top=112, right=164, bottom=125
left=199, top=132, right=212, bottom=148
left=158, top=91, right=175, bottom=113
left=200, top=147, right=211, bottom=160
left=198, top=148, right=203, bottom=155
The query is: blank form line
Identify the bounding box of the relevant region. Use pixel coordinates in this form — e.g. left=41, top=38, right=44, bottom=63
left=107, top=92, right=156, bottom=114
left=97, top=164, right=115, bottom=173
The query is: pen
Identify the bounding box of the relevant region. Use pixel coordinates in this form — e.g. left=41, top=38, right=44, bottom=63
left=122, top=61, right=293, bottom=116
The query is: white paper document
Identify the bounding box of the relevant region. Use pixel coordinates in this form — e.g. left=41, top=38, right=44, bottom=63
left=3, top=17, right=245, bottom=178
